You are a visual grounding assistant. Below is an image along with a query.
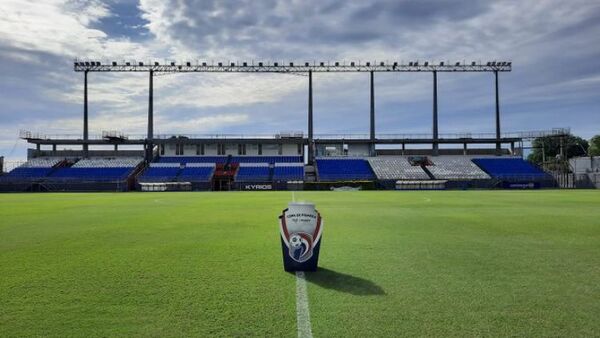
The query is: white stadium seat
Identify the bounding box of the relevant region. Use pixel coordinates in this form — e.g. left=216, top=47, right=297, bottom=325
left=20, top=157, right=62, bottom=168
left=72, top=157, right=142, bottom=168
left=367, top=157, right=430, bottom=180
left=427, top=156, right=490, bottom=180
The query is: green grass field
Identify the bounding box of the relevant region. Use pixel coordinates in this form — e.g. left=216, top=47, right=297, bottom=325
left=1, top=191, right=599, bottom=337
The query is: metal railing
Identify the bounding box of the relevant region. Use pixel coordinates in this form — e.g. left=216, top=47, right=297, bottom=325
left=19, top=128, right=569, bottom=141
left=20, top=130, right=305, bottom=140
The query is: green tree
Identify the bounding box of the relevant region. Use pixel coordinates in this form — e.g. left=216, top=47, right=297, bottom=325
left=528, top=134, right=589, bottom=164
left=589, top=135, right=600, bottom=156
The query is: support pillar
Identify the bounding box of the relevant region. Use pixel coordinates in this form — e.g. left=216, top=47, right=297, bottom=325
left=146, top=70, right=154, bottom=162
left=114, top=144, right=118, bottom=151
left=370, top=71, right=375, bottom=156
left=432, top=71, right=439, bottom=156
left=510, top=141, right=515, bottom=154
left=402, top=143, right=405, bottom=156
left=495, top=70, right=501, bottom=155
left=52, top=144, right=56, bottom=152
left=463, top=143, right=467, bottom=155
left=83, top=70, right=89, bottom=157
left=308, top=70, right=314, bottom=164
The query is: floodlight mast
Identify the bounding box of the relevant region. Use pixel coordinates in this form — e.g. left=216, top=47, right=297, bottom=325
left=74, top=60, right=512, bottom=163
left=73, top=61, right=511, bottom=73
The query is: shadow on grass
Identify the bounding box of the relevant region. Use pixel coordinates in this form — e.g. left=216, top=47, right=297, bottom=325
left=304, top=267, right=385, bottom=296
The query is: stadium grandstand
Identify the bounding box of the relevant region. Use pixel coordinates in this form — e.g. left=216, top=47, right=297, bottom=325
left=0, top=59, right=572, bottom=192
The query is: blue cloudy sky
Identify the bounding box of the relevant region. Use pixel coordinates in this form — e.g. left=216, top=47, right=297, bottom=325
left=0, top=0, right=599, bottom=160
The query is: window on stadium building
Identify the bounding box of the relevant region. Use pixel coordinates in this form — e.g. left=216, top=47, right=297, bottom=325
left=175, top=143, right=184, bottom=155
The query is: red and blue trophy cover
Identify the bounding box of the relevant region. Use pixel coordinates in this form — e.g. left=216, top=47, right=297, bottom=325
left=279, top=202, right=323, bottom=271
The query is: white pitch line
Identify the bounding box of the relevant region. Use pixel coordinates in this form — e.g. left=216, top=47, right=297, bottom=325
left=295, top=271, right=313, bottom=338
left=291, top=190, right=312, bottom=337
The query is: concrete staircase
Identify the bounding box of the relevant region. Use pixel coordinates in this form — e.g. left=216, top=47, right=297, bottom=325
left=304, top=165, right=316, bottom=182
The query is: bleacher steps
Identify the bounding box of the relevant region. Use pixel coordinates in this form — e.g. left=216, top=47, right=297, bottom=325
left=304, top=165, right=316, bottom=182
left=421, top=165, right=436, bottom=180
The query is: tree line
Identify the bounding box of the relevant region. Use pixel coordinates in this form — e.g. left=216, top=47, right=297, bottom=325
left=528, top=133, right=600, bottom=164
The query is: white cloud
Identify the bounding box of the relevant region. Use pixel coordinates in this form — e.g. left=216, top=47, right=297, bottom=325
left=155, top=113, right=250, bottom=134
left=1, top=0, right=600, bottom=160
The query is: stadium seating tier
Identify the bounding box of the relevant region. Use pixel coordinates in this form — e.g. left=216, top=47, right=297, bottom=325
left=472, top=158, right=550, bottom=180
left=316, top=158, right=375, bottom=181
left=368, top=157, right=430, bottom=180
left=427, top=156, right=490, bottom=180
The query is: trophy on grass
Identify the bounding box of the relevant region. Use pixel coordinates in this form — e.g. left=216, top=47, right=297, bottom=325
left=279, top=202, right=323, bottom=272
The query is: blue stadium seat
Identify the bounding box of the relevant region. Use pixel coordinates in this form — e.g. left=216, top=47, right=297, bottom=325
left=0, top=158, right=63, bottom=181
left=138, top=167, right=181, bottom=182
left=472, top=158, right=551, bottom=180
left=178, top=167, right=214, bottom=182
left=49, top=168, right=132, bottom=182
left=1, top=167, right=54, bottom=179
left=45, top=158, right=141, bottom=183
left=316, top=159, right=375, bottom=181
left=273, top=166, right=304, bottom=181
left=236, top=166, right=271, bottom=182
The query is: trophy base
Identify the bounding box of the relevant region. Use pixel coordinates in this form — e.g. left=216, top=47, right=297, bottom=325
left=281, top=238, right=322, bottom=272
